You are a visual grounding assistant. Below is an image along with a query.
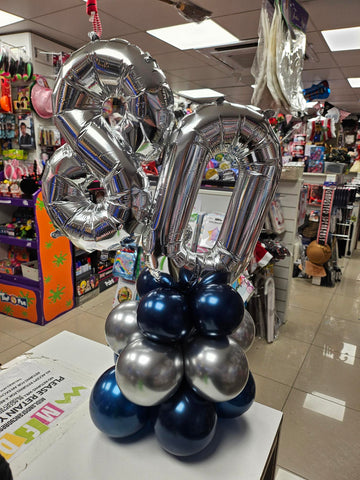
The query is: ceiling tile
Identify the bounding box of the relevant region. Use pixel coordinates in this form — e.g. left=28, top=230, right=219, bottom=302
left=33, top=6, right=138, bottom=43
left=332, top=51, right=360, bottom=68
left=99, top=0, right=184, bottom=30
left=329, top=93, right=360, bottom=103
left=219, top=85, right=254, bottom=96
left=302, top=67, right=345, bottom=82
left=306, top=31, right=330, bottom=54
left=304, top=0, right=360, bottom=30
left=0, top=0, right=79, bottom=19
left=331, top=101, right=360, bottom=113
left=196, top=0, right=261, bottom=17
left=303, top=53, right=337, bottom=70
left=167, top=65, right=228, bottom=81
left=216, top=11, right=260, bottom=41
left=155, top=51, right=210, bottom=70
left=0, top=20, right=83, bottom=49
left=341, top=66, right=360, bottom=78
left=194, top=76, right=246, bottom=89
left=122, top=32, right=177, bottom=55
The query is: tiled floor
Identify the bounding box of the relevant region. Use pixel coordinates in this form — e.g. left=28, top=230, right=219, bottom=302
left=0, top=249, right=359, bottom=480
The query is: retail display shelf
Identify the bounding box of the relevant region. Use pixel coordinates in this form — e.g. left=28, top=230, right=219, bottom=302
left=0, top=234, right=37, bottom=249
left=0, top=272, right=39, bottom=288
left=0, top=196, right=34, bottom=207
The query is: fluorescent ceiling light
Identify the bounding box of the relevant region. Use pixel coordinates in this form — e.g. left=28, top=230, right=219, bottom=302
left=178, top=88, right=223, bottom=99
left=348, top=77, right=360, bottom=88
left=322, top=26, right=360, bottom=51
left=147, top=19, right=239, bottom=50
left=0, top=9, right=23, bottom=28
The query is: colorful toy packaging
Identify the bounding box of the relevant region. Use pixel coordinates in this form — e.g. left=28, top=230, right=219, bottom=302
left=308, top=146, right=325, bottom=173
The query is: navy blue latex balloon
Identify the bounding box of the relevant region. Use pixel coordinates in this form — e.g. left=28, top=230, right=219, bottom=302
left=89, top=366, right=150, bottom=438
left=199, top=271, right=230, bottom=286
left=177, top=267, right=198, bottom=290
left=136, top=268, right=175, bottom=297
left=191, top=283, right=244, bottom=336
left=154, top=383, right=217, bottom=457
left=216, top=371, right=256, bottom=418
left=137, top=288, right=192, bottom=343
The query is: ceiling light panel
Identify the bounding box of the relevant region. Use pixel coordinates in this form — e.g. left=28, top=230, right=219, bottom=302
left=0, top=9, right=23, bottom=28
left=147, top=20, right=239, bottom=50
left=348, top=77, right=360, bottom=88
left=178, top=88, right=223, bottom=99
left=322, top=26, right=360, bottom=51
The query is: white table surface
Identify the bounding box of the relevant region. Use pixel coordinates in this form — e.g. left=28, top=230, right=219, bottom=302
left=4, top=331, right=282, bottom=480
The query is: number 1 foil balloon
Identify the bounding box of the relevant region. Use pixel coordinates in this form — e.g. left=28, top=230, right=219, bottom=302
left=144, top=101, right=282, bottom=278
left=42, top=38, right=174, bottom=251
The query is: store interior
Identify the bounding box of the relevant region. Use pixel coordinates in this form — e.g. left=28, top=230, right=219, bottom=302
left=0, top=1, right=360, bottom=480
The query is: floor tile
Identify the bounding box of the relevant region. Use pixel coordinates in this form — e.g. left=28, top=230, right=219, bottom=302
left=0, top=331, right=22, bottom=352
left=252, top=373, right=291, bottom=411
left=278, top=388, right=360, bottom=480
left=325, top=294, right=360, bottom=322
left=0, top=341, right=32, bottom=366
left=341, top=261, right=360, bottom=280
left=334, top=276, right=360, bottom=298
left=25, top=311, right=107, bottom=347
left=0, top=314, right=45, bottom=341
left=287, top=290, right=332, bottom=314
left=276, top=467, right=308, bottom=480
left=313, top=315, right=360, bottom=359
left=61, top=312, right=107, bottom=344
left=282, top=305, right=322, bottom=343
left=294, top=344, right=360, bottom=412
left=246, top=337, right=310, bottom=386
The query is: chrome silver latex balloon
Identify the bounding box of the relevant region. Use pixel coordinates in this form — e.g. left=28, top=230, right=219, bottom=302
left=144, top=101, right=281, bottom=279
left=115, top=337, right=183, bottom=406
left=105, top=301, right=142, bottom=354
left=42, top=38, right=174, bottom=251
left=230, top=310, right=256, bottom=352
left=184, top=336, right=249, bottom=402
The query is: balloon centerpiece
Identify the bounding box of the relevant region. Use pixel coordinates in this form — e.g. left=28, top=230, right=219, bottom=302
left=42, top=37, right=282, bottom=458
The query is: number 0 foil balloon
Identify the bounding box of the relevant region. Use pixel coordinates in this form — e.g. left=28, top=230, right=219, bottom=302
left=42, top=39, right=174, bottom=250
left=144, top=102, right=281, bottom=277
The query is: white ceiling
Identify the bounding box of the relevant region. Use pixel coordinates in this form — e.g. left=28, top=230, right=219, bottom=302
left=1, top=0, right=360, bottom=113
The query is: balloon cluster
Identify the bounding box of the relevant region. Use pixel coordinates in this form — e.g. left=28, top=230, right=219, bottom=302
left=90, top=267, right=256, bottom=457
left=41, top=38, right=281, bottom=458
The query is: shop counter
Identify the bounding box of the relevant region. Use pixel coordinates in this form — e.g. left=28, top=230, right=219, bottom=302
left=2, top=332, right=282, bottom=480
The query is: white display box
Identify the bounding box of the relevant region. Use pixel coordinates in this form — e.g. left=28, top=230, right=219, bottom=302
left=3, top=332, right=283, bottom=480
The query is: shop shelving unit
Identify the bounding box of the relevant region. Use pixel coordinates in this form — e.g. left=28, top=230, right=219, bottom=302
left=0, top=190, right=74, bottom=325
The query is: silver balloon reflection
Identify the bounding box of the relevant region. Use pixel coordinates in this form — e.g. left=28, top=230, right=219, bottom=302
left=185, top=336, right=249, bottom=402
left=144, top=101, right=282, bottom=278
left=115, top=337, right=183, bottom=406
left=230, top=310, right=255, bottom=352
left=42, top=38, right=174, bottom=251
left=105, top=301, right=142, bottom=355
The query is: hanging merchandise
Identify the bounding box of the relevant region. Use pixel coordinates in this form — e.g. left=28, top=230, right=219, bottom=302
left=307, top=116, right=336, bottom=144
left=17, top=113, right=35, bottom=149
left=30, top=75, right=53, bottom=119
left=251, top=0, right=308, bottom=114
left=0, top=76, right=12, bottom=113
left=303, top=80, right=330, bottom=101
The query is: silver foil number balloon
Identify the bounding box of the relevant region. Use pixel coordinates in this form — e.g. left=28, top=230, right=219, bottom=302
left=144, top=101, right=281, bottom=277
left=42, top=39, right=174, bottom=251
left=184, top=336, right=249, bottom=402
left=230, top=309, right=256, bottom=352
left=105, top=301, right=142, bottom=354
left=115, top=337, right=183, bottom=406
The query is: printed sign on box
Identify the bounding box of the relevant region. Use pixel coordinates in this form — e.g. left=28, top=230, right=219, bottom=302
left=0, top=360, right=87, bottom=462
